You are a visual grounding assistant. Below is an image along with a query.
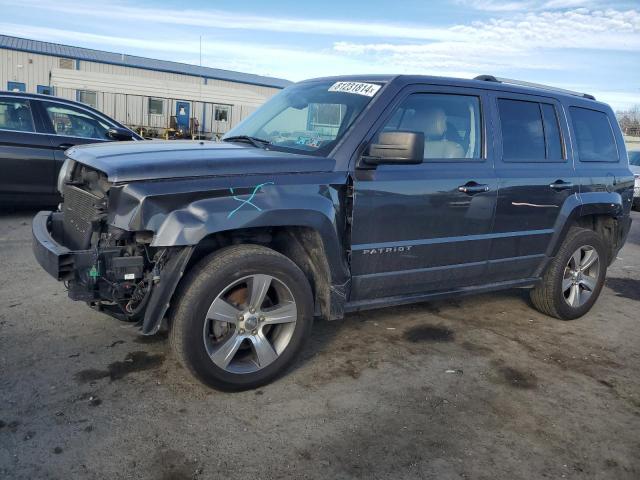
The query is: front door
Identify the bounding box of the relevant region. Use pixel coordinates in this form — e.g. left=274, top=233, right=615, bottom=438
left=487, top=93, right=578, bottom=282
left=0, top=97, right=56, bottom=203
left=36, top=100, right=111, bottom=179
left=176, top=101, right=190, bottom=132
left=349, top=87, right=497, bottom=302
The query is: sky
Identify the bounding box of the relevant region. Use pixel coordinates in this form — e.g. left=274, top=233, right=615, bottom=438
left=0, top=0, right=638, bottom=110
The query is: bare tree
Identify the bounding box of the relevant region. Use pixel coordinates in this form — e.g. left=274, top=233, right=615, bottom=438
left=617, top=105, right=640, bottom=136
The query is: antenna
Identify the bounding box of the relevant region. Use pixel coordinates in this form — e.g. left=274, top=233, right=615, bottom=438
left=199, top=36, right=203, bottom=139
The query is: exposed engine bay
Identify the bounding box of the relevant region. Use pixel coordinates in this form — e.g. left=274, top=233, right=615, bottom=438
left=52, top=160, right=175, bottom=323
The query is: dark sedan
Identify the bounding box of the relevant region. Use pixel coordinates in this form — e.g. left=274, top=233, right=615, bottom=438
left=0, top=91, right=141, bottom=206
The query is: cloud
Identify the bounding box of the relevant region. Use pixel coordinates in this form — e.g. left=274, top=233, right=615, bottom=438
left=0, top=22, right=378, bottom=81
left=332, top=8, right=640, bottom=77
left=454, top=0, right=596, bottom=11
left=452, top=0, right=534, bottom=11
left=10, top=0, right=637, bottom=51
left=4, top=0, right=462, bottom=42
left=1, top=0, right=637, bottom=107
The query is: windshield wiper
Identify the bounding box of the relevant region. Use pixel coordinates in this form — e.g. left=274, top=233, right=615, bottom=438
left=222, top=135, right=271, bottom=149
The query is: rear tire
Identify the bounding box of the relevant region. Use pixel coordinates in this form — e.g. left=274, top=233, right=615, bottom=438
left=169, top=244, right=314, bottom=391
left=530, top=227, right=607, bottom=320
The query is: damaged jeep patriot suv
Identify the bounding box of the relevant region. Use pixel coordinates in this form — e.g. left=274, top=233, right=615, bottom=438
left=33, top=75, right=634, bottom=390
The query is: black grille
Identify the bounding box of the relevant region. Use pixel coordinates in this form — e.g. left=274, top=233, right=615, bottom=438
left=62, top=185, right=101, bottom=250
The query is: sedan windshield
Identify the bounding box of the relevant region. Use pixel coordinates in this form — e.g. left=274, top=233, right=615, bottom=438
left=223, top=80, right=382, bottom=155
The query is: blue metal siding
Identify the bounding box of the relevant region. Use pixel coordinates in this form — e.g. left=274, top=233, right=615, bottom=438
left=0, top=34, right=291, bottom=89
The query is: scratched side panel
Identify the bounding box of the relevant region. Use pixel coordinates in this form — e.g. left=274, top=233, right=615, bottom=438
left=106, top=171, right=350, bottom=284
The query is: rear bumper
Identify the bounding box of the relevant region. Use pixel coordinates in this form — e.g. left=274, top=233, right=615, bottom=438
left=32, top=211, right=93, bottom=282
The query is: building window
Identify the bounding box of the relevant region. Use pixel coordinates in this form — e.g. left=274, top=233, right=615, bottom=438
left=7, top=82, right=26, bottom=92
left=37, top=85, right=53, bottom=95
left=77, top=90, right=98, bottom=108
left=149, top=98, right=164, bottom=115
left=214, top=106, right=229, bottom=122
left=59, top=58, right=74, bottom=70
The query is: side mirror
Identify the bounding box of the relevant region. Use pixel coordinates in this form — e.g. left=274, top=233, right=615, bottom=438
left=107, top=127, right=135, bottom=141
left=363, top=131, right=424, bottom=166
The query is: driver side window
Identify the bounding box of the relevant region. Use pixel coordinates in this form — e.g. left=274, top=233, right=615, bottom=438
left=43, top=102, right=111, bottom=139
left=381, top=93, right=482, bottom=160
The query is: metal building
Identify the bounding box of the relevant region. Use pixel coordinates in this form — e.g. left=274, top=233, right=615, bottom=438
left=0, top=35, right=290, bottom=139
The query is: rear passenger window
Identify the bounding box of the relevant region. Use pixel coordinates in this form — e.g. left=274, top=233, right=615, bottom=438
left=0, top=99, right=35, bottom=133
left=498, top=99, right=565, bottom=162
left=570, top=107, right=618, bottom=162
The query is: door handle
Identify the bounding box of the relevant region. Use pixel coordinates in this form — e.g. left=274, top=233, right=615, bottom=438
left=549, top=180, right=574, bottom=191
left=58, top=143, right=75, bottom=150
left=458, top=182, right=490, bottom=194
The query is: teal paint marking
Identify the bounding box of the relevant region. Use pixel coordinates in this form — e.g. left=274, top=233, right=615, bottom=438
left=227, top=182, right=275, bottom=219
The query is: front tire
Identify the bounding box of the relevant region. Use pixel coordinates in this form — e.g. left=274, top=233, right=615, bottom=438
left=530, top=227, right=607, bottom=320
left=169, top=245, right=314, bottom=391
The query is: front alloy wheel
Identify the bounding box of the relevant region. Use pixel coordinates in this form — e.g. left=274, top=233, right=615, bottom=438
left=170, top=244, right=313, bottom=391
left=203, top=275, right=297, bottom=374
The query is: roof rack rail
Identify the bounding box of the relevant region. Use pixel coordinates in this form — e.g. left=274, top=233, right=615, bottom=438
left=474, top=75, right=596, bottom=101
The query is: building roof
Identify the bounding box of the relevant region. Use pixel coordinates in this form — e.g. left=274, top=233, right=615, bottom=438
left=0, top=34, right=291, bottom=89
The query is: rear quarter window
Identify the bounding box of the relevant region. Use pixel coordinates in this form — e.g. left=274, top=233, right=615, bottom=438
left=570, top=107, right=618, bottom=162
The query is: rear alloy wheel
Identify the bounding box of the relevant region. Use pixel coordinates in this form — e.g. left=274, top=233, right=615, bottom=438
left=561, top=245, right=600, bottom=309
left=530, top=227, right=607, bottom=320
left=170, top=245, right=313, bottom=391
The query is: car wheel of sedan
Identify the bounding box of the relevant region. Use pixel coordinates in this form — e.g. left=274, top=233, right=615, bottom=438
left=530, top=227, right=607, bottom=320
left=169, top=245, right=314, bottom=391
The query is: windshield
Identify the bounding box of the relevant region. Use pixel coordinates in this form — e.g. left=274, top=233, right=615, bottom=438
left=223, top=80, right=382, bottom=155
left=629, top=151, right=640, bottom=166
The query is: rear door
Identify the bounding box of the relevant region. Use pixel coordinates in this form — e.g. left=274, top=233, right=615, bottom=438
left=350, top=85, right=497, bottom=302
left=0, top=96, right=57, bottom=203
left=488, top=92, right=578, bottom=282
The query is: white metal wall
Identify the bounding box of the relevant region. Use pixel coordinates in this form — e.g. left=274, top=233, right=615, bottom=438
left=0, top=48, right=282, bottom=136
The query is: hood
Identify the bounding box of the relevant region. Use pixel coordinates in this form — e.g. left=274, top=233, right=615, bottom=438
left=65, top=140, right=336, bottom=183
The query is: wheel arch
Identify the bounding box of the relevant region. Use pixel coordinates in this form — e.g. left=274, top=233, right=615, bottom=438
left=143, top=223, right=348, bottom=336
left=184, top=225, right=344, bottom=321
left=545, top=192, right=627, bottom=265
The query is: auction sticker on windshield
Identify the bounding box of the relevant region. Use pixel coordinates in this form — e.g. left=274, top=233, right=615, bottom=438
left=328, top=82, right=381, bottom=97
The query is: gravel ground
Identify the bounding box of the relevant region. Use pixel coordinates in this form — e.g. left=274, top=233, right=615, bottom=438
left=1, top=209, right=639, bottom=480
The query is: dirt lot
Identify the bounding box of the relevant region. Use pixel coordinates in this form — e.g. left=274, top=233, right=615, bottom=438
left=1, top=210, right=639, bottom=480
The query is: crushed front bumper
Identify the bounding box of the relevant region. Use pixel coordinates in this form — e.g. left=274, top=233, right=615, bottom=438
left=33, top=210, right=195, bottom=334
left=32, top=211, right=94, bottom=282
